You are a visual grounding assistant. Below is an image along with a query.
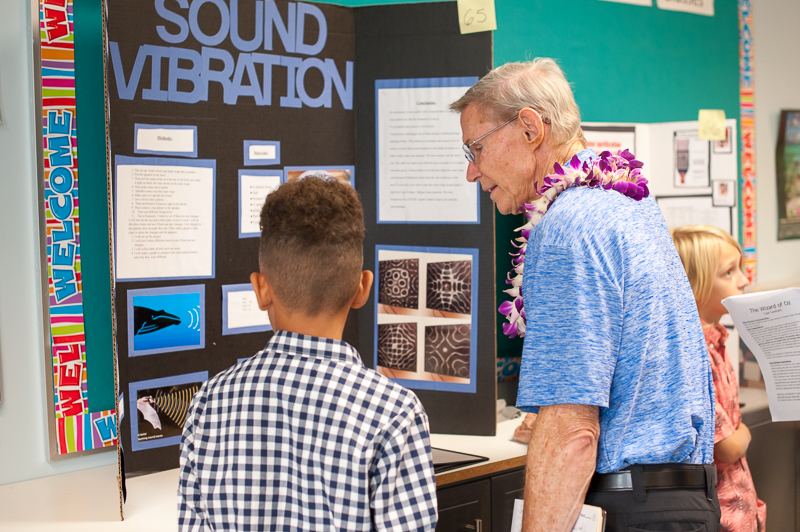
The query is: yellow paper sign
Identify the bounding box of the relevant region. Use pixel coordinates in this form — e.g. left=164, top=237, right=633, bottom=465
left=457, top=0, right=497, bottom=34
left=698, top=109, right=726, bottom=141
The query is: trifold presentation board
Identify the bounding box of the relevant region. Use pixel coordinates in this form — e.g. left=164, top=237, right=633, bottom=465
left=105, top=0, right=495, bottom=477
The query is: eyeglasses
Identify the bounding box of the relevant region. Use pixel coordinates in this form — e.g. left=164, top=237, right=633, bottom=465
left=462, top=114, right=551, bottom=164
left=462, top=117, right=517, bottom=164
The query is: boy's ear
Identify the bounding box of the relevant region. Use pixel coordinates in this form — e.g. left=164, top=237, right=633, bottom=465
left=350, top=270, right=374, bottom=310
left=250, top=272, right=274, bottom=311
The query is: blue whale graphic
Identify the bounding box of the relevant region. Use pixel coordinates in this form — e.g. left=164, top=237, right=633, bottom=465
left=134, top=306, right=181, bottom=335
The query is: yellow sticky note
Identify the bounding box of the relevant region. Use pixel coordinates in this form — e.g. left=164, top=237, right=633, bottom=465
left=457, top=0, right=497, bottom=34
left=698, top=109, right=727, bottom=141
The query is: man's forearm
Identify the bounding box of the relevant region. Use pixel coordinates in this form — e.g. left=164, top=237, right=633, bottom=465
left=521, top=404, right=600, bottom=532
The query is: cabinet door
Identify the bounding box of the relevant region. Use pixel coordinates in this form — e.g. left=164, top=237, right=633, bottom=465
left=436, top=479, right=492, bottom=532
left=491, top=467, right=525, bottom=532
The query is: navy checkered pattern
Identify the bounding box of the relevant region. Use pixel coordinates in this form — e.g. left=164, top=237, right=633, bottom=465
left=178, top=331, right=438, bottom=531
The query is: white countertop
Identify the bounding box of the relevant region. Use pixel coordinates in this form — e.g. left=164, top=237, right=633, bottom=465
left=0, top=418, right=528, bottom=531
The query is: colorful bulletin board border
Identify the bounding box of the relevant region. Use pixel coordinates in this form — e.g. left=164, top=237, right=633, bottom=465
left=126, top=285, right=206, bottom=357
left=39, top=0, right=118, bottom=455
left=222, top=283, right=273, bottom=336
left=739, top=0, right=756, bottom=283
left=128, top=371, right=207, bottom=452
left=243, top=140, right=281, bottom=166
left=374, top=244, right=479, bottom=394
left=133, top=124, right=198, bottom=158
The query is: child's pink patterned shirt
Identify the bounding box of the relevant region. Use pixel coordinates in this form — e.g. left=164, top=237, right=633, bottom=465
left=704, top=321, right=766, bottom=532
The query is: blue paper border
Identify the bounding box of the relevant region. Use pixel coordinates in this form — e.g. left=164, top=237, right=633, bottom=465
left=243, top=140, right=281, bottom=166
left=126, top=284, right=206, bottom=357
left=222, top=283, right=273, bottom=336
left=133, top=124, right=198, bottom=158
left=114, top=155, right=216, bottom=282
left=128, top=371, right=208, bottom=452
left=283, top=165, right=355, bottom=188
left=374, top=244, right=478, bottom=394
left=238, top=170, right=283, bottom=238
left=374, top=77, right=480, bottom=225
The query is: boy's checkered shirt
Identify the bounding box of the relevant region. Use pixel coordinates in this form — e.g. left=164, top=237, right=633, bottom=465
left=178, top=330, right=438, bottom=531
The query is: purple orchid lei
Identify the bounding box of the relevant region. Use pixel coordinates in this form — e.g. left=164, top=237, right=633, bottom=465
left=499, top=149, right=649, bottom=339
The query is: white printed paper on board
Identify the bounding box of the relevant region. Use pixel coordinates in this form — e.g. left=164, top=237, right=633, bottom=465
left=657, top=0, right=714, bottom=17
left=116, top=161, right=214, bottom=280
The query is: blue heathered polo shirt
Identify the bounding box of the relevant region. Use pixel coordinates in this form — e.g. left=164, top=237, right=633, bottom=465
left=517, top=183, right=714, bottom=474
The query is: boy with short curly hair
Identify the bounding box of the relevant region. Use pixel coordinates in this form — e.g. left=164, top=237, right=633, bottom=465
left=178, top=177, right=438, bottom=531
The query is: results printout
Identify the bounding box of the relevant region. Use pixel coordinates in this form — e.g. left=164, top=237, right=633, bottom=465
left=723, top=288, right=800, bottom=421
left=377, top=81, right=478, bottom=223
left=116, top=161, right=214, bottom=280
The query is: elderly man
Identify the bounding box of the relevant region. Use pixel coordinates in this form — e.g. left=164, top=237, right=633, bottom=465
left=452, top=59, right=721, bottom=532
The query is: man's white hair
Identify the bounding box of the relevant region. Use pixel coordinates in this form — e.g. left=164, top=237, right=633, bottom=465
left=451, top=58, right=585, bottom=147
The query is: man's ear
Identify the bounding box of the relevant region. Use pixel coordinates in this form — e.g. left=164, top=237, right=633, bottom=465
left=518, top=108, right=545, bottom=147
left=250, top=272, right=274, bottom=311
left=350, top=270, right=374, bottom=310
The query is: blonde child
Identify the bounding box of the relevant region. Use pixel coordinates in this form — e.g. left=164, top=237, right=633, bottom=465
left=672, top=225, right=766, bottom=532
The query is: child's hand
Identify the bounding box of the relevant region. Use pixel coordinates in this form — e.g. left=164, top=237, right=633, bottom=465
left=512, top=412, right=537, bottom=444
left=714, top=422, right=752, bottom=462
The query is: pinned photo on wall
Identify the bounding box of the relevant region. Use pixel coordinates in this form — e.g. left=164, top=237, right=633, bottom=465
left=375, top=245, right=478, bottom=393
left=127, top=285, right=205, bottom=357
left=673, top=130, right=710, bottom=188
left=284, top=166, right=354, bottom=187
left=713, top=127, right=734, bottom=154
left=712, top=180, right=736, bottom=207
left=222, top=283, right=272, bottom=335
left=239, top=170, right=282, bottom=238
left=128, top=371, right=207, bottom=451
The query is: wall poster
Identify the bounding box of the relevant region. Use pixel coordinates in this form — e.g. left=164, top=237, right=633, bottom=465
left=776, top=110, right=800, bottom=240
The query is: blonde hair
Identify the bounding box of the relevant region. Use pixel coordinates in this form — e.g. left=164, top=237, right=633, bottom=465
left=670, top=225, right=744, bottom=307
left=450, top=58, right=586, bottom=147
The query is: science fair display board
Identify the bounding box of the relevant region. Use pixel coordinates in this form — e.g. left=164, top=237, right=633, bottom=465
left=106, top=0, right=496, bottom=477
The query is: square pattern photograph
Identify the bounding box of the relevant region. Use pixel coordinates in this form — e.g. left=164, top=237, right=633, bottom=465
left=374, top=245, right=478, bottom=393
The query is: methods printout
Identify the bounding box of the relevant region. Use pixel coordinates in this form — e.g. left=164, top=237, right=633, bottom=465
left=723, top=288, right=800, bottom=421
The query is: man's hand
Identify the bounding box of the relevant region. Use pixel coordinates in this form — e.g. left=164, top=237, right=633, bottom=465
left=522, top=404, right=600, bottom=532
left=513, top=412, right=538, bottom=444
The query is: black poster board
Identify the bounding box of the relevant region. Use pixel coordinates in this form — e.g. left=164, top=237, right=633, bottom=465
left=106, top=0, right=495, bottom=476
left=106, top=0, right=357, bottom=474
left=354, top=3, right=496, bottom=436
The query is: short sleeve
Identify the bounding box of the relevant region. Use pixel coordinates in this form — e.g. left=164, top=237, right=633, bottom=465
left=517, top=244, right=623, bottom=411
left=369, top=404, right=438, bottom=532
left=177, top=388, right=207, bottom=531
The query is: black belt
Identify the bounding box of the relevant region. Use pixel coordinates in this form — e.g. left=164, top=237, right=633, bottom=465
left=589, top=465, right=709, bottom=492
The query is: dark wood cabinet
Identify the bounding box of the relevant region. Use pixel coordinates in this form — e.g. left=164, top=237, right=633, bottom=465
left=437, top=479, right=491, bottom=531
left=436, top=466, right=525, bottom=532
left=491, top=468, right=526, bottom=532
left=743, top=409, right=800, bottom=531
